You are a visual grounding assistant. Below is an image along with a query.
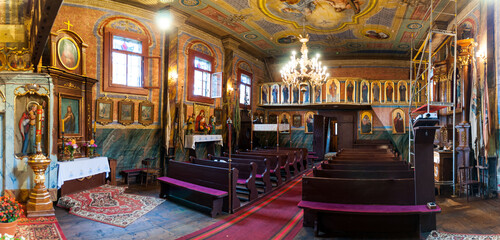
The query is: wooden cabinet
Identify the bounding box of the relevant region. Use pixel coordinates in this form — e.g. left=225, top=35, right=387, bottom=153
left=433, top=150, right=454, bottom=182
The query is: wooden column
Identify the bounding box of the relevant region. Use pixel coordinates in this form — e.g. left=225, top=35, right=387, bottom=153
left=222, top=37, right=240, bottom=150
left=413, top=119, right=439, bottom=232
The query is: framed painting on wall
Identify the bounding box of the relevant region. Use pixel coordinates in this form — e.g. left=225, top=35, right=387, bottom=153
left=292, top=85, right=300, bottom=104
left=360, top=80, right=370, bottom=103
left=292, top=114, right=302, bottom=128
left=360, top=111, right=372, bottom=134
left=268, top=114, right=278, bottom=124
left=96, top=97, right=113, bottom=125
left=300, top=83, right=310, bottom=104
left=385, top=81, right=394, bottom=103
left=304, top=111, right=315, bottom=133
left=281, top=84, right=290, bottom=104
left=397, top=81, right=407, bottom=103
left=139, top=101, right=154, bottom=126
left=345, top=80, right=355, bottom=103
left=214, top=108, right=222, bottom=126
left=326, top=78, right=340, bottom=103
left=118, top=98, right=134, bottom=126
left=392, top=108, right=405, bottom=134
left=57, top=37, right=80, bottom=70
left=60, top=95, right=82, bottom=136
left=271, top=84, right=280, bottom=104
left=314, top=85, right=322, bottom=103
left=261, top=85, right=269, bottom=104
left=371, top=81, right=381, bottom=103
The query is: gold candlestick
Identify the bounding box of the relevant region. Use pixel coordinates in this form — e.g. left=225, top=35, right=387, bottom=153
left=27, top=104, right=54, bottom=217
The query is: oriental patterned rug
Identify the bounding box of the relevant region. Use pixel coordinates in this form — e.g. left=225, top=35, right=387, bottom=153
left=57, top=185, right=164, bottom=228
left=17, top=216, right=67, bottom=240
left=427, top=230, right=500, bottom=240
left=178, top=170, right=312, bottom=240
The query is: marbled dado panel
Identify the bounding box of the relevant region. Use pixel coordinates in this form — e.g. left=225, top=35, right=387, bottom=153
left=96, top=128, right=161, bottom=178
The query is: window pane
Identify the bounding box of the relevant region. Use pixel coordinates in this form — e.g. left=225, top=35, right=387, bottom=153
left=112, top=52, right=127, bottom=85
left=194, top=57, right=211, bottom=71
left=194, top=70, right=203, bottom=96
left=241, top=74, right=251, bottom=84
left=113, top=36, right=142, bottom=54
left=240, top=86, right=245, bottom=105
left=127, top=54, right=142, bottom=87
left=202, top=71, right=211, bottom=97
left=245, top=86, right=251, bottom=105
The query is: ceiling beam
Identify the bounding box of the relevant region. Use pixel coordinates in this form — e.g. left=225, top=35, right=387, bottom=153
left=30, top=0, right=64, bottom=72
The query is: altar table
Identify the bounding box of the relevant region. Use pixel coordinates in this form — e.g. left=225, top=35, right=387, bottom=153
left=185, top=135, right=223, bottom=150
left=57, top=157, right=110, bottom=189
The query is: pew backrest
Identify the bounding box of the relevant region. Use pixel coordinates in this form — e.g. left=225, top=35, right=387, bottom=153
left=313, top=168, right=414, bottom=179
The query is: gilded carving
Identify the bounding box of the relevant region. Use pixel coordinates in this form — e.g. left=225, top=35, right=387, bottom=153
left=63, top=82, right=80, bottom=90
left=14, top=84, right=50, bottom=97
left=458, top=55, right=470, bottom=66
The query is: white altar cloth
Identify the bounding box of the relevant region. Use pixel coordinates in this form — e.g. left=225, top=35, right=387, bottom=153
left=253, top=124, right=290, bottom=131
left=185, top=135, right=223, bottom=150
left=57, top=157, right=110, bottom=188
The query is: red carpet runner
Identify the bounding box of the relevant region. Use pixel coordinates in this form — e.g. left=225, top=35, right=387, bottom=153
left=178, top=172, right=310, bottom=240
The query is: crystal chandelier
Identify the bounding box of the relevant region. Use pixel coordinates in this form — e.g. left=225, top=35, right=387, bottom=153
left=280, top=33, right=329, bottom=87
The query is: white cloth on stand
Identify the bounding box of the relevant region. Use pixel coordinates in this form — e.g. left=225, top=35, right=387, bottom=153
left=57, top=157, right=110, bottom=188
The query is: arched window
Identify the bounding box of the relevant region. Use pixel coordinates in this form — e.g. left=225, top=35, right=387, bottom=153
left=103, top=27, right=149, bottom=95
left=187, top=42, right=216, bottom=104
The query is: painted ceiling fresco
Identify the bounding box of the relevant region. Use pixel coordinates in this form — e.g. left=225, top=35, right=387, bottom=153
left=141, top=0, right=459, bottom=59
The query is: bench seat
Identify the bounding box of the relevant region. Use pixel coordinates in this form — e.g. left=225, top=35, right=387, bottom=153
left=158, top=177, right=227, bottom=197
left=298, top=201, right=441, bottom=214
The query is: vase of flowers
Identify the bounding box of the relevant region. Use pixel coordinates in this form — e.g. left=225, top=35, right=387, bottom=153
left=85, top=140, right=97, bottom=158
left=0, top=196, right=23, bottom=237
left=65, top=139, right=78, bottom=161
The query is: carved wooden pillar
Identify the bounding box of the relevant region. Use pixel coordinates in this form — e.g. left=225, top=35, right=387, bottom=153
left=221, top=37, right=240, bottom=150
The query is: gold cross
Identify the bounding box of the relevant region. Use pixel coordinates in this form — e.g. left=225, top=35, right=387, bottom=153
left=64, top=20, right=73, bottom=30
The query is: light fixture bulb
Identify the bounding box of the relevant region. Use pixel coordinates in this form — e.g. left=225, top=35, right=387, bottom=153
left=156, top=9, right=173, bottom=31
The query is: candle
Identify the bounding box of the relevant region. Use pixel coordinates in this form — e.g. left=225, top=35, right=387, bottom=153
left=94, top=121, right=96, bottom=133
left=62, top=118, right=65, bottom=133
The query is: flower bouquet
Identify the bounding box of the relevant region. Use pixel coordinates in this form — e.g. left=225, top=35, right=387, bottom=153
left=64, top=139, right=78, bottom=161
left=0, top=196, right=23, bottom=237
left=84, top=139, right=97, bottom=158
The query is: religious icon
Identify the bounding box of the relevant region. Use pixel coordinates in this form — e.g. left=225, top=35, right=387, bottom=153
left=139, top=101, right=154, bottom=126
left=16, top=96, right=48, bottom=157
left=261, top=85, right=269, bottom=104
left=19, top=102, right=39, bottom=156
left=300, top=84, right=310, bottom=104
left=305, top=111, right=315, bottom=133
left=195, top=110, right=207, bottom=132
left=345, top=80, right=355, bottom=102
left=292, top=85, right=300, bottom=104
left=271, top=84, right=280, bottom=104
left=118, top=99, right=134, bottom=126
left=96, top=97, right=113, bottom=125
left=385, top=81, right=394, bottom=103
left=314, top=85, right=322, bottom=103
left=398, top=81, right=407, bottom=103
left=280, top=113, right=291, bottom=124
left=392, top=109, right=405, bottom=134
left=326, top=79, right=339, bottom=102
left=268, top=114, right=278, bottom=124
left=214, top=108, right=222, bottom=125
left=57, top=37, right=80, bottom=70
left=281, top=84, right=290, bottom=104
left=360, top=80, right=369, bottom=103
left=372, top=81, right=381, bottom=103
left=292, top=114, right=302, bottom=128
left=360, top=111, right=372, bottom=134
left=60, top=96, right=80, bottom=134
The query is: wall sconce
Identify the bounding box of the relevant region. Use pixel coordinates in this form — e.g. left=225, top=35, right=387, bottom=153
left=476, top=49, right=487, bottom=63
left=169, top=71, right=178, bottom=81
left=227, top=82, right=234, bottom=93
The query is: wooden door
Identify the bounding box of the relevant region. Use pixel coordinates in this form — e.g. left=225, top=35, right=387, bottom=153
left=337, top=113, right=354, bottom=150
left=313, top=115, right=326, bottom=160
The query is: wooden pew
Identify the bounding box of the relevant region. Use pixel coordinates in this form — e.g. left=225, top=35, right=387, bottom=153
left=260, top=147, right=309, bottom=170
left=233, top=152, right=292, bottom=181
left=225, top=153, right=283, bottom=186
left=313, top=168, right=414, bottom=179
left=209, top=155, right=273, bottom=193
left=190, top=157, right=258, bottom=201
left=327, top=160, right=405, bottom=165
left=254, top=149, right=303, bottom=174
left=321, top=163, right=409, bottom=171
left=299, top=176, right=440, bottom=237
left=159, top=161, right=240, bottom=217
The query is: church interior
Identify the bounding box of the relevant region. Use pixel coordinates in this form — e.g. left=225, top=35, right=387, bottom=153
left=1, top=0, right=500, bottom=239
